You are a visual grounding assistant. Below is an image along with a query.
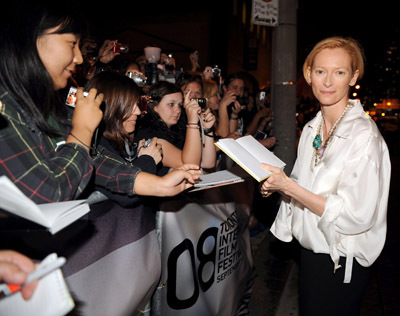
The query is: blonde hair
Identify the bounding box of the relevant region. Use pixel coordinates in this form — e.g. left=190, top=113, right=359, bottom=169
left=202, top=79, right=219, bottom=99
left=303, top=36, right=365, bottom=83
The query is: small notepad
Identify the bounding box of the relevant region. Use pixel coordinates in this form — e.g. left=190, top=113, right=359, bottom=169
left=0, top=253, right=75, bottom=316
left=190, top=167, right=248, bottom=192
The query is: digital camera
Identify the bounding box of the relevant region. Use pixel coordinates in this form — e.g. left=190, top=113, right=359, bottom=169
left=236, top=96, right=249, bottom=106
left=142, top=138, right=152, bottom=148
left=212, top=65, right=221, bottom=78
left=127, top=72, right=146, bottom=87
left=113, top=42, right=129, bottom=54
left=66, top=86, right=88, bottom=107
left=191, top=98, right=207, bottom=111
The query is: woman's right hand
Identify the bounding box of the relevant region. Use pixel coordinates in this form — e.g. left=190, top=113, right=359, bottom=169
left=0, top=250, right=37, bottom=300
left=184, top=90, right=201, bottom=123
left=72, top=88, right=103, bottom=135
left=159, top=168, right=199, bottom=195
left=68, top=88, right=103, bottom=150
left=138, top=137, right=163, bottom=164
left=134, top=167, right=200, bottom=197
left=219, top=90, right=237, bottom=109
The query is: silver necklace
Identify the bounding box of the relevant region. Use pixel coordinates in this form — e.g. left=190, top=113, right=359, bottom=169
left=311, top=101, right=354, bottom=171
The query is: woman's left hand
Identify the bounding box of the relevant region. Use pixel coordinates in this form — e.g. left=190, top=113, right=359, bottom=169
left=98, top=40, right=119, bottom=64
left=201, top=108, right=216, bottom=129
left=138, top=137, right=163, bottom=164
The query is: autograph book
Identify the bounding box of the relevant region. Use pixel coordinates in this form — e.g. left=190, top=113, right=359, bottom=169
left=215, top=135, right=286, bottom=182
left=0, top=176, right=90, bottom=234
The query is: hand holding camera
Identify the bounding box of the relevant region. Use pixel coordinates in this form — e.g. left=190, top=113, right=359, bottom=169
left=191, top=98, right=207, bottom=111
left=219, top=90, right=237, bottom=109
left=184, top=91, right=201, bottom=122
left=138, top=137, right=163, bottom=165
left=98, top=40, right=128, bottom=64
left=71, top=88, right=104, bottom=137
left=200, top=108, right=216, bottom=130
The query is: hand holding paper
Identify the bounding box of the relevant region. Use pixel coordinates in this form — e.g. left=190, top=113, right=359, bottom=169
left=260, top=163, right=291, bottom=197
left=215, top=135, right=285, bottom=182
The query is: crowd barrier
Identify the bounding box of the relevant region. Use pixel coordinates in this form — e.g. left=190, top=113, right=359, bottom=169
left=151, top=180, right=255, bottom=316
left=0, top=177, right=256, bottom=316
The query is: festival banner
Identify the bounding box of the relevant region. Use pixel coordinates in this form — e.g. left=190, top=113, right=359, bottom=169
left=151, top=181, right=255, bottom=316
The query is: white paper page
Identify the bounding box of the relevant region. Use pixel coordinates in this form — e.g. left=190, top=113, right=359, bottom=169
left=38, top=200, right=87, bottom=224
left=194, top=169, right=245, bottom=187
left=216, top=139, right=272, bottom=181
left=38, top=201, right=90, bottom=234
left=236, top=135, right=286, bottom=168
left=0, top=253, right=75, bottom=316
left=0, top=176, right=48, bottom=226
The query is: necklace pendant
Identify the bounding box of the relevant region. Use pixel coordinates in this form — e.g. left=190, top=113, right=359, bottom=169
left=317, top=146, right=325, bottom=158
left=313, top=134, right=322, bottom=149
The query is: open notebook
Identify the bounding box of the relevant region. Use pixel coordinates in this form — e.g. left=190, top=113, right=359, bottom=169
left=0, top=176, right=90, bottom=234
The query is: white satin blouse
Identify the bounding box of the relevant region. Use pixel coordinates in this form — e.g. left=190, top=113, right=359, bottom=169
left=270, top=99, right=391, bottom=283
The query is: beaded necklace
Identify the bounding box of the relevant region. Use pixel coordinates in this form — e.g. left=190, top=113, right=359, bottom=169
left=311, top=101, right=353, bottom=170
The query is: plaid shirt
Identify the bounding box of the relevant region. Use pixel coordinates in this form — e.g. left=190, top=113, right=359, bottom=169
left=0, top=86, right=141, bottom=204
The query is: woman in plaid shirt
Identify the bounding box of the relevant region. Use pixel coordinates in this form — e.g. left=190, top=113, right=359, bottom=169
left=0, top=2, right=198, bottom=205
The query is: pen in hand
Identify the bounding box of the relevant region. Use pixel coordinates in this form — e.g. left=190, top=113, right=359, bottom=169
left=0, top=256, right=66, bottom=299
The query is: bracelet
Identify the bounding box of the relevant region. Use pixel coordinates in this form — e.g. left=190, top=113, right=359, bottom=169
left=203, top=128, right=215, bottom=138
left=230, top=116, right=238, bottom=120
left=186, top=124, right=200, bottom=129
left=69, top=132, right=91, bottom=150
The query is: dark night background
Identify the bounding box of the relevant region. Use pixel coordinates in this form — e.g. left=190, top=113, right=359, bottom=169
left=80, top=0, right=400, bottom=103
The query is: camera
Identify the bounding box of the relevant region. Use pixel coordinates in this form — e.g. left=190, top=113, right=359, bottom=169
left=113, top=42, right=129, bottom=54
left=212, top=65, right=221, bottom=78
left=191, top=98, right=207, bottom=111
left=142, top=138, right=152, bottom=148
left=127, top=71, right=146, bottom=87
left=236, top=96, right=249, bottom=106
left=66, top=86, right=88, bottom=107
left=259, top=91, right=266, bottom=102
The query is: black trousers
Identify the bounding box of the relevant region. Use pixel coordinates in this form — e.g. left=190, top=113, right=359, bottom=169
left=299, top=247, right=371, bottom=316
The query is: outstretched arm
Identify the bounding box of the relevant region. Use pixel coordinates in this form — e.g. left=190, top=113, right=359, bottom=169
left=134, top=165, right=200, bottom=197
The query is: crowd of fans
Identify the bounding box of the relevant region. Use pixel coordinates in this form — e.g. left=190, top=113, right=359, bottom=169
left=72, top=37, right=283, bottom=231
left=0, top=3, right=310, bottom=314
left=0, top=3, right=278, bottom=311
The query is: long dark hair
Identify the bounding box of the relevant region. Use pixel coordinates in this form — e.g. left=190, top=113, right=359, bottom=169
left=85, top=71, right=141, bottom=154
left=0, top=1, right=88, bottom=136
left=138, top=81, right=186, bottom=148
